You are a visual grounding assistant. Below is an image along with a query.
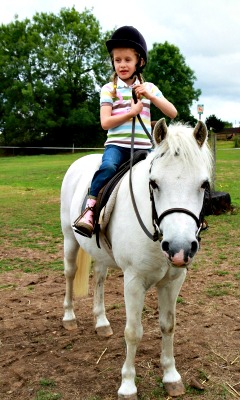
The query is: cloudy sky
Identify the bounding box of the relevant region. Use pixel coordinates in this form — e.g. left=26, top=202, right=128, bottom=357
left=1, top=0, right=240, bottom=125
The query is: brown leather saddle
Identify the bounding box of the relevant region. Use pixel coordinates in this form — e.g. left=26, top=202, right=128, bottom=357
left=81, top=150, right=149, bottom=248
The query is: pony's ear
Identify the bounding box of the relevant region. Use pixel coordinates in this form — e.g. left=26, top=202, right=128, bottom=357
left=193, top=121, right=208, bottom=147
left=153, top=118, right=168, bottom=145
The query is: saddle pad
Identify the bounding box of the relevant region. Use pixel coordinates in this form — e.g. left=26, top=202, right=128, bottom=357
left=98, top=177, right=124, bottom=230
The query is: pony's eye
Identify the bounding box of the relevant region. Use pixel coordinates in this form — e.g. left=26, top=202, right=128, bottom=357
left=149, top=179, right=159, bottom=190
left=201, top=180, right=210, bottom=190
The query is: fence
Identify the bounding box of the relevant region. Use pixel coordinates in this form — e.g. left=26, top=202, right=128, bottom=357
left=0, top=146, right=104, bottom=156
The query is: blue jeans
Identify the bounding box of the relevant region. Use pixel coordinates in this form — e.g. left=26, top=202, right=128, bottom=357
left=90, top=145, right=137, bottom=197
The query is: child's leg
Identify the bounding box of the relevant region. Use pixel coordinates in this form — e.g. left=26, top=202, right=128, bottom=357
left=73, top=146, right=129, bottom=238
left=90, top=145, right=129, bottom=197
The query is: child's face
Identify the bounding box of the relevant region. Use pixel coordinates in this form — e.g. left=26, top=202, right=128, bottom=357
left=112, top=48, right=143, bottom=83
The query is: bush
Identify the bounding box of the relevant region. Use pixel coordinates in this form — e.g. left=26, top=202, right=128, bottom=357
left=233, top=134, right=240, bottom=148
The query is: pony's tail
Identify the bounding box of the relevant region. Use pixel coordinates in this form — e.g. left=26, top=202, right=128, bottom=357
left=73, top=248, right=91, bottom=298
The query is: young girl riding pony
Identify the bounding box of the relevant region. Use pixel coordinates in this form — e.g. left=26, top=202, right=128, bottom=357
left=72, top=26, right=177, bottom=238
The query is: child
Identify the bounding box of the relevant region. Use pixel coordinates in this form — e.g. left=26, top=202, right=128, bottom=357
left=72, top=26, right=177, bottom=238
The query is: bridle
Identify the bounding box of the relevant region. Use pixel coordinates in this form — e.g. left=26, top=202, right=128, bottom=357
left=130, top=156, right=203, bottom=243
left=129, top=90, right=204, bottom=243
left=148, top=183, right=203, bottom=243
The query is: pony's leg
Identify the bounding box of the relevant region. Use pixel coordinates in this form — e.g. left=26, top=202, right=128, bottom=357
left=157, top=273, right=186, bottom=397
left=62, top=235, right=79, bottom=330
left=93, top=261, right=113, bottom=337
left=118, top=273, right=146, bottom=399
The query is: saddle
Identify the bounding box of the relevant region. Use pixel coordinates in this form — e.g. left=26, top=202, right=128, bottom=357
left=93, top=150, right=149, bottom=248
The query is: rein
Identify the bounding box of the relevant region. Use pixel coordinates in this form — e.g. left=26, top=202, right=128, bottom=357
left=132, top=89, right=154, bottom=146
left=129, top=115, right=160, bottom=242
left=129, top=90, right=203, bottom=242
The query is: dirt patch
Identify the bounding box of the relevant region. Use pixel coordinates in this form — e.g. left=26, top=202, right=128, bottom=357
left=0, top=262, right=239, bottom=399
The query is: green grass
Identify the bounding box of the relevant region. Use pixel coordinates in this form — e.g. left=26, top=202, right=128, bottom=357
left=215, top=152, right=240, bottom=206
left=39, top=379, right=57, bottom=388
left=0, top=151, right=101, bottom=190
left=206, top=282, right=234, bottom=297
left=0, top=151, right=96, bottom=273
left=0, top=143, right=239, bottom=277
left=208, top=138, right=240, bottom=206
left=193, top=141, right=240, bottom=277
left=34, top=390, right=62, bottom=400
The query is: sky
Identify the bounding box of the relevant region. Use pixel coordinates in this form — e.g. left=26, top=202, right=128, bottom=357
left=1, top=0, right=240, bottom=126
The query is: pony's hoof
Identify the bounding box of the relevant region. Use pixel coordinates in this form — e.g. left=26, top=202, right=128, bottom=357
left=164, top=380, right=185, bottom=397
left=118, top=394, right=138, bottom=400
left=96, top=325, right=113, bottom=337
left=63, top=319, right=78, bottom=330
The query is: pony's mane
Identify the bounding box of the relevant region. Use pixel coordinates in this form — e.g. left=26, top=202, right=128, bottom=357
left=154, top=122, right=213, bottom=179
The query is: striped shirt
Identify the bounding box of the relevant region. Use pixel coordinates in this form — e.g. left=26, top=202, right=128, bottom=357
left=100, top=77, right=163, bottom=149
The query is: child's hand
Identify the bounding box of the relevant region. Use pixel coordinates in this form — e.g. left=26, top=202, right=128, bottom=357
left=133, top=84, right=151, bottom=100
left=130, top=98, right=143, bottom=116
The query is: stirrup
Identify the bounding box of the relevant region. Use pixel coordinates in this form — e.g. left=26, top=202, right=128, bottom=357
left=72, top=206, right=95, bottom=238
left=72, top=224, right=94, bottom=238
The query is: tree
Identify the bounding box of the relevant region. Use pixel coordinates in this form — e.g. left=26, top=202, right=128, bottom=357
left=0, top=8, right=112, bottom=146
left=0, top=14, right=202, bottom=147
left=222, top=120, right=233, bottom=128
left=144, top=42, right=201, bottom=124
left=205, top=115, right=225, bottom=132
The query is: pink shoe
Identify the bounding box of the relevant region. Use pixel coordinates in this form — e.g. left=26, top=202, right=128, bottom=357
left=72, top=198, right=96, bottom=238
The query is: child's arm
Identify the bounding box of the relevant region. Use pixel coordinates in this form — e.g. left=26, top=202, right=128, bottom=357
left=100, top=99, right=143, bottom=130
left=151, top=96, right=177, bottom=119
left=134, top=84, right=177, bottom=119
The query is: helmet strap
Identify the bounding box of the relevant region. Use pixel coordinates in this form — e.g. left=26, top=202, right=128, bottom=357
left=129, top=59, right=144, bottom=79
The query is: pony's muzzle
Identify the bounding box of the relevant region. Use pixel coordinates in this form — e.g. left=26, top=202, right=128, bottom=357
left=161, top=239, right=199, bottom=267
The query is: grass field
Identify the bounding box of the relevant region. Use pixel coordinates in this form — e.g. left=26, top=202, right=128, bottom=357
left=0, top=142, right=239, bottom=274
left=214, top=139, right=240, bottom=206
left=0, top=151, right=101, bottom=272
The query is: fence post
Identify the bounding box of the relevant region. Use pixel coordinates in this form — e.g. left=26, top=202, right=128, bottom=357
left=211, top=130, right=216, bottom=191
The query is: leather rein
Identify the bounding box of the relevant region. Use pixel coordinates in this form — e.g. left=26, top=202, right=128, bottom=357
left=129, top=90, right=203, bottom=243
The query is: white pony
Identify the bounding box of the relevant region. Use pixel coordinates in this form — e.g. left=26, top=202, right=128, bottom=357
left=60, top=119, right=213, bottom=399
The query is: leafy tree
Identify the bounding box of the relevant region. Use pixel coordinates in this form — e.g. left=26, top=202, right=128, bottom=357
left=0, top=8, right=112, bottom=146
left=222, top=120, right=233, bottom=128
left=0, top=12, right=203, bottom=147
left=144, top=42, right=201, bottom=124
left=205, top=114, right=225, bottom=132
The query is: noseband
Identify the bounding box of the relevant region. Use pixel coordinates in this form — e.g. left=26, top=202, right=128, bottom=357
left=149, top=184, right=203, bottom=243
left=130, top=176, right=203, bottom=243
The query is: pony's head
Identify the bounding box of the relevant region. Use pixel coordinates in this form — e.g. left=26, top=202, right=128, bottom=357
left=150, top=119, right=213, bottom=267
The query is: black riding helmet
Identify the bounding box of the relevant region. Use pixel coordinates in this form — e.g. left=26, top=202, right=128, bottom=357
left=106, top=26, right=148, bottom=74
